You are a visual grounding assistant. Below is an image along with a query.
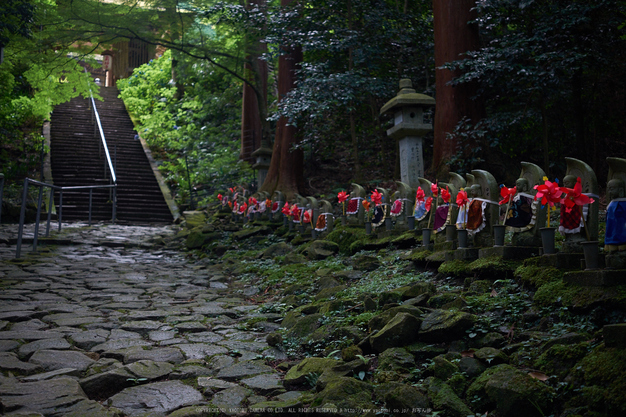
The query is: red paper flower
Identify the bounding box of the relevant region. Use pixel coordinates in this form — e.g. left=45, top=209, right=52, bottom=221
left=337, top=191, right=348, bottom=203
left=228, top=201, right=233, bottom=209
left=561, top=177, right=594, bottom=213
left=534, top=178, right=563, bottom=207
left=266, top=199, right=272, bottom=207
left=416, top=187, right=425, bottom=203
left=499, top=185, right=517, bottom=205
left=240, top=202, right=247, bottom=213
left=217, top=193, right=223, bottom=201
left=281, top=202, right=290, bottom=216
left=229, top=187, right=235, bottom=194
left=441, top=187, right=451, bottom=204
left=430, top=183, right=439, bottom=197
left=456, top=189, right=468, bottom=206
left=362, top=200, right=371, bottom=211
left=289, top=204, right=299, bottom=217
left=425, top=196, right=433, bottom=211
left=248, top=197, right=257, bottom=206
left=371, top=190, right=383, bottom=206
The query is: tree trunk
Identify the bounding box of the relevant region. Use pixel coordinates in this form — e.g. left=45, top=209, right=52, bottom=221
left=260, top=0, right=303, bottom=198
left=240, top=0, right=268, bottom=164
left=432, top=0, right=483, bottom=176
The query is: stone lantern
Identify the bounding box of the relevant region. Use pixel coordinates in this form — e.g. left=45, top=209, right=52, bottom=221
left=251, top=140, right=272, bottom=189
left=380, top=79, right=435, bottom=188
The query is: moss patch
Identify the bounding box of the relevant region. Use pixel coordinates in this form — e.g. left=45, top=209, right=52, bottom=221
left=438, top=260, right=471, bottom=277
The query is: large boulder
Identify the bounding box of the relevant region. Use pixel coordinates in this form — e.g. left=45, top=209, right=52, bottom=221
left=419, top=310, right=476, bottom=342
left=466, top=364, right=554, bottom=417
left=427, top=377, right=473, bottom=417
left=368, top=306, right=423, bottom=332
left=374, top=382, right=430, bottom=417
left=283, top=357, right=339, bottom=389
left=306, top=240, right=340, bottom=260
left=313, top=376, right=376, bottom=416
left=370, top=313, right=422, bottom=353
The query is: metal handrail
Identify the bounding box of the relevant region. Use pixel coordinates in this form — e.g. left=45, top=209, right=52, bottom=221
left=85, top=69, right=117, bottom=184
left=15, top=177, right=116, bottom=258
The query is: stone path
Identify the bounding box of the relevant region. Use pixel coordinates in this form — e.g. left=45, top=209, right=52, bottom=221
left=0, top=223, right=294, bottom=416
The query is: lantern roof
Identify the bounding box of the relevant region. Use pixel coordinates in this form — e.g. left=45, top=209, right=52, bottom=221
left=380, top=79, right=435, bottom=115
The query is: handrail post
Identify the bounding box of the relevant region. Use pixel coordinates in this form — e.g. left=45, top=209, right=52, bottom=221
left=58, top=190, right=63, bottom=232
left=45, top=187, right=53, bottom=237
left=15, top=178, right=29, bottom=258
left=88, top=189, right=93, bottom=226
left=0, top=173, right=4, bottom=224
left=32, top=184, right=44, bottom=252
left=112, top=186, right=117, bottom=222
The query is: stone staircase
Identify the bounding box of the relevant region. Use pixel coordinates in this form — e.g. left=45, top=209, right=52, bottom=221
left=49, top=87, right=174, bottom=223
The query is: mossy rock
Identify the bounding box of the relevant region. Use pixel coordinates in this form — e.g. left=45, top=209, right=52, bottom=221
left=426, top=251, right=447, bottom=264
left=168, top=404, right=220, bottom=417
left=377, top=347, right=415, bottom=373
left=183, top=210, right=207, bottom=228
left=370, top=312, right=422, bottom=352
left=185, top=230, right=219, bottom=249
left=533, top=281, right=626, bottom=311
left=249, top=398, right=302, bottom=415
left=260, top=242, right=293, bottom=259
left=285, top=313, right=323, bottom=339
left=567, top=345, right=626, bottom=415
left=466, top=279, right=492, bottom=295
left=281, top=252, right=308, bottom=265
left=514, top=264, right=563, bottom=287
left=403, top=282, right=436, bottom=298
left=438, top=260, right=472, bottom=277
left=312, top=376, right=376, bottom=415
left=283, top=357, right=340, bottom=389
left=390, top=231, right=419, bottom=248
left=315, top=358, right=368, bottom=391
left=534, top=342, right=590, bottom=379
left=326, top=227, right=370, bottom=255
left=306, top=240, right=340, bottom=260
left=419, top=310, right=476, bottom=342
left=431, top=355, right=459, bottom=381
left=351, top=254, right=381, bottom=271
left=315, top=285, right=346, bottom=301
left=426, top=377, right=473, bottom=417
left=368, top=305, right=423, bottom=332
left=467, top=256, right=520, bottom=279
left=427, top=293, right=460, bottom=309
left=407, top=248, right=433, bottom=264
left=307, top=323, right=336, bottom=343
left=466, top=364, right=555, bottom=417
left=473, top=347, right=509, bottom=366
left=282, top=306, right=317, bottom=329
left=405, top=342, right=447, bottom=360
left=232, top=226, right=270, bottom=241
left=373, top=382, right=430, bottom=415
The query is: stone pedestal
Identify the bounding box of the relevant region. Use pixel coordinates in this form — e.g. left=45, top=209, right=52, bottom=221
left=563, top=269, right=622, bottom=287
left=451, top=248, right=479, bottom=262
left=535, top=253, right=585, bottom=270
left=603, top=324, right=626, bottom=348
left=479, top=246, right=540, bottom=261
left=606, top=252, right=626, bottom=269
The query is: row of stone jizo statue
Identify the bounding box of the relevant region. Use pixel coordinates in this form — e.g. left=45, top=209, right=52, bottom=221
left=217, top=157, right=626, bottom=256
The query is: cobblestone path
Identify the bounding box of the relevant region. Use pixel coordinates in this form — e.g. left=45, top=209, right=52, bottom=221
left=0, top=223, right=291, bottom=416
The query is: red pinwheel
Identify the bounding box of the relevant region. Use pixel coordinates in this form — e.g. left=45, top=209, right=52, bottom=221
left=229, top=187, right=235, bottom=194
left=499, top=186, right=517, bottom=205
left=217, top=193, right=223, bottom=201
left=430, top=182, right=439, bottom=197
left=416, top=187, right=425, bottom=203
left=534, top=178, right=562, bottom=207
left=441, top=187, right=451, bottom=204
left=534, top=177, right=563, bottom=228
left=561, top=177, right=594, bottom=213
left=338, top=190, right=348, bottom=216
left=456, top=189, right=468, bottom=206
left=371, top=190, right=383, bottom=206
left=289, top=204, right=299, bottom=217
left=239, top=202, right=247, bottom=214
left=281, top=202, right=291, bottom=216
left=425, top=196, right=433, bottom=212
left=265, top=198, right=272, bottom=208
left=248, top=197, right=257, bottom=206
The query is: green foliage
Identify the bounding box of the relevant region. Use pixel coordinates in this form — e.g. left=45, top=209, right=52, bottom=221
left=117, top=50, right=253, bottom=206
left=445, top=0, right=626, bottom=175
